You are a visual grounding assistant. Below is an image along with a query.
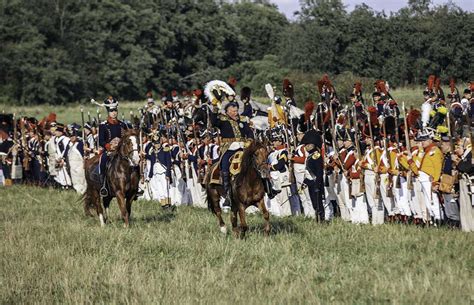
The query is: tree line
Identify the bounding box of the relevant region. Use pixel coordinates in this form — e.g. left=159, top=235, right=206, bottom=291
left=0, top=0, right=472, bottom=105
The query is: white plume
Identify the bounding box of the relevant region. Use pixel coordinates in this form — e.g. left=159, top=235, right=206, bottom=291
left=204, top=80, right=235, bottom=102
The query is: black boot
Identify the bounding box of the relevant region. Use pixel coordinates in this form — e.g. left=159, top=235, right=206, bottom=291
left=263, top=178, right=280, bottom=199
left=99, top=173, right=108, bottom=197
left=221, top=171, right=231, bottom=207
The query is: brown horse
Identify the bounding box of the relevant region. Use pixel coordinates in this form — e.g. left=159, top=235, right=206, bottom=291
left=207, top=140, right=271, bottom=237
left=84, top=130, right=140, bottom=227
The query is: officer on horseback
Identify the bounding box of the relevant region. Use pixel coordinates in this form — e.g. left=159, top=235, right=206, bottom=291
left=98, top=96, right=127, bottom=197
left=208, top=81, right=279, bottom=207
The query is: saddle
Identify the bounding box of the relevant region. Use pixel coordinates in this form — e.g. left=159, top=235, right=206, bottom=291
left=208, top=151, right=244, bottom=185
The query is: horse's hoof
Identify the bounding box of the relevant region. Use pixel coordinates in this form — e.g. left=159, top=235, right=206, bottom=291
left=220, top=226, right=227, bottom=234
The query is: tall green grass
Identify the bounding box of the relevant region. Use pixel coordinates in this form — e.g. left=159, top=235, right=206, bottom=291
left=1, top=185, right=472, bottom=304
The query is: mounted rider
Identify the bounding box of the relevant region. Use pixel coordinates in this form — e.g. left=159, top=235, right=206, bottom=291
left=206, top=80, right=278, bottom=207
left=98, top=96, right=127, bottom=197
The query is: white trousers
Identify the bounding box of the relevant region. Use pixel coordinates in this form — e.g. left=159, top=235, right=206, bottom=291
left=335, top=174, right=351, bottom=221
left=266, top=171, right=291, bottom=217
left=69, top=158, right=86, bottom=194
left=459, top=177, right=474, bottom=232
left=393, top=176, right=412, bottom=216
left=419, top=171, right=443, bottom=220
left=364, top=171, right=384, bottom=225
left=380, top=173, right=395, bottom=216
left=294, top=164, right=315, bottom=218
left=411, top=178, right=427, bottom=220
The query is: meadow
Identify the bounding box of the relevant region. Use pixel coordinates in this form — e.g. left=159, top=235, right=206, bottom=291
left=1, top=185, right=473, bottom=304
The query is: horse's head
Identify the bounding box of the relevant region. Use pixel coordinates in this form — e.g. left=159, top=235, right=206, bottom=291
left=118, top=131, right=140, bottom=166
left=244, top=140, right=269, bottom=179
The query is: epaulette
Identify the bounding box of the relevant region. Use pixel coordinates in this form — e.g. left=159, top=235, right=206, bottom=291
left=218, top=114, right=228, bottom=121
left=163, top=146, right=170, bottom=152
left=239, top=116, right=249, bottom=123
left=312, top=151, right=321, bottom=160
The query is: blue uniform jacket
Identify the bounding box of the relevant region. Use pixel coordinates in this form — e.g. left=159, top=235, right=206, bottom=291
left=98, top=119, right=126, bottom=150
left=148, top=147, right=172, bottom=179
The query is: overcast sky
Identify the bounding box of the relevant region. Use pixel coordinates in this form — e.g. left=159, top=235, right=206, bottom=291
left=272, top=0, right=473, bottom=19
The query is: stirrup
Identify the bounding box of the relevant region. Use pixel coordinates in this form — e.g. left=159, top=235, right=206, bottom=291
left=223, top=194, right=231, bottom=207
left=100, top=185, right=108, bottom=197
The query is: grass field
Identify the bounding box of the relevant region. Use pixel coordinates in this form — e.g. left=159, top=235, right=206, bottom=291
left=1, top=185, right=473, bottom=304
left=0, top=86, right=431, bottom=125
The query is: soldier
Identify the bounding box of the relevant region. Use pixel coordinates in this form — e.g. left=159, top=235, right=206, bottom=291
left=67, top=124, right=86, bottom=194
left=266, top=129, right=291, bottom=217
left=300, top=129, right=325, bottom=222
left=292, top=127, right=315, bottom=218
left=27, top=128, right=41, bottom=185
left=437, top=127, right=460, bottom=227
left=210, top=97, right=272, bottom=207
left=98, top=96, right=127, bottom=197
left=146, top=132, right=173, bottom=209
left=415, top=130, right=444, bottom=225
left=53, top=123, right=72, bottom=189
left=455, top=136, right=474, bottom=231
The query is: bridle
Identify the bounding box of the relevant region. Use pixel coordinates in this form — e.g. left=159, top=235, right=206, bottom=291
left=118, top=136, right=139, bottom=167
left=251, top=146, right=269, bottom=179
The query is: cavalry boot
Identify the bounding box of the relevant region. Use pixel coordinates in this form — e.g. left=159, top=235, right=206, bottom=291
left=222, top=171, right=231, bottom=207
left=263, top=178, right=281, bottom=199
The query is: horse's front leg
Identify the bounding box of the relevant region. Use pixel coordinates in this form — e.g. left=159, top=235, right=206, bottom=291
left=212, top=188, right=227, bottom=234
left=230, top=205, right=239, bottom=238
left=115, top=191, right=129, bottom=228
left=125, top=196, right=132, bottom=221
left=258, top=198, right=271, bottom=236
left=238, top=204, right=248, bottom=239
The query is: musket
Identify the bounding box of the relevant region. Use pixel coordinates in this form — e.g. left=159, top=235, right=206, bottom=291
left=96, top=108, right=100, bottom=152
left=80, top=107, right=85, bottom=141
left=393, top=106, right=402, bottom=189
left=87, top=111, right=91, bottom=124
left=10, top=113, right=18, bottom=179
left=20, top=117, right=30, bottom=171
left=327, top=89, right=341, bottom=167
left=130, top=111, right=134, bottom=128
left=382, top=116, right=393, bottom=198
left=402, top=102, right=414, bottom=190
left=138, top=109, right=145, bottom=183
left=366, top=108, right=381, bottom=199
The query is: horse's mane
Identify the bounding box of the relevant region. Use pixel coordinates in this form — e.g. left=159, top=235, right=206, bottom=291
left=238, top=140, right=266, bottom=178
left=112, top=129, right=138, bottom=159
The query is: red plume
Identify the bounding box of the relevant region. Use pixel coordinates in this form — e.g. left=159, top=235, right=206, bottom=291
left=470, top=81, right=474, bottom=91
left=375, top=80, right=387, bottom=94
left=228, top=77, right=237, bottom=87
left=317, top=74, right=334, bottom=94
left=427, top=75, right=435, bottom=91
left=435, top=77, right=441, bottom=92
left=449, top=78, right=456, bottom=94
left=304, top=100, right=315, bottom=122
left=368, top=106, right=378, bottom=127
left=193, top=89, right=202, bottom=97
left=354, top=82, right=362, bottom=95
left=47, top=113, right=56, bottom=123
left=171, top=90, right=177, bottom=97
left=146, top=91, right=153, bottom=98
left=317, top=80, right=324, bottom=94
left=407, top=109, right=421, bottom=131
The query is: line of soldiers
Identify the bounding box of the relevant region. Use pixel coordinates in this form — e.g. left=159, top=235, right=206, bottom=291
left=1, top=75, right=474, bottom=231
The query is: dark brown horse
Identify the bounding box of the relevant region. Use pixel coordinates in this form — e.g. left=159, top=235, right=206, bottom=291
left=84, top=130, right=140, bottom=227
left=207, top=140, right=271, bottom=237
